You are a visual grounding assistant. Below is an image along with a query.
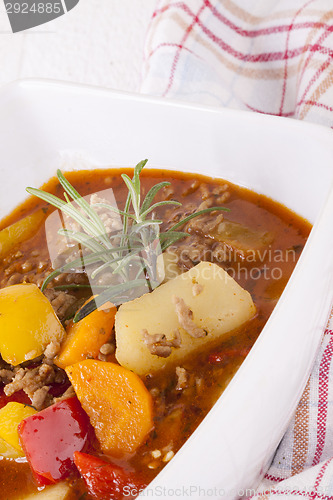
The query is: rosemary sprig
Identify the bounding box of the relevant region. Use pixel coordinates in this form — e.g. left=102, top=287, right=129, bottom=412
left=26, top=160, right=229, bottom=321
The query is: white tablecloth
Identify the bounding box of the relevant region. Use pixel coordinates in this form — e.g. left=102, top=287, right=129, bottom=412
left=0, top=0, right=156, bottom=91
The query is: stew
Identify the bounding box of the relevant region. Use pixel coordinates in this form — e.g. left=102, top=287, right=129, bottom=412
left=0, top=165, right=311, bottom=499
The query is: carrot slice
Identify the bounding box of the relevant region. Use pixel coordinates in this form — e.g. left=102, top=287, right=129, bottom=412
left=55, top=301, right=116, bottom=369
left=66, top=360, right=153, bottom=456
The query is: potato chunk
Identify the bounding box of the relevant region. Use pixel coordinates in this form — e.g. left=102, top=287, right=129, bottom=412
left=22, top=482, right=70, bottom=500
left=0, top=284, right=65, bottom=365
left=115, top=262, right=256, bottom=375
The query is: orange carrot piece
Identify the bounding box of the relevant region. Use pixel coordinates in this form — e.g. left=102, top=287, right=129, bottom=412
left=65, top=360, right=153, bottom=456
left=55, top=301, right=116, bottom=369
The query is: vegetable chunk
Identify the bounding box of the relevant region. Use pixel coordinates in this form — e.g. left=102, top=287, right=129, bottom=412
left=66, top=360, right=153, bottom=456
left=74, top=452, right=147, bottom=500
left=115, top=261, right=256, bottom=375
left=23, top=482, right=71, bottom=500
left=18, top=397, right=92, bottom=485
left=0, top=284, right=65, bottom=365
left=0, top=402, right=37, bottom=458
left=55, top=299, right=116, bottom=369
left=0, top=210, right=45, bottom=258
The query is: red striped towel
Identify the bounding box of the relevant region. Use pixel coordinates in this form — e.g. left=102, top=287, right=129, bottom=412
left=141, top=1, right=333, bottom=497
left=142, top=0, right=333, bottom=124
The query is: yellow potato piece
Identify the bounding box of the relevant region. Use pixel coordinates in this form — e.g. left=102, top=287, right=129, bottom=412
left=0, top=402, right=37, bottom=456
left=0, top=284, right=65, bottom=365
left=156, top=250, right=181, bottom=283
left=115, top=261, right=256, bottom=375
left=18, top=482, right=70, bottom=500
left=0, top=210, right=45, bottom=259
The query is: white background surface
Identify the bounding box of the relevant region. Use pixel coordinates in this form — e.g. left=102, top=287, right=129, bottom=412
left=0, top=0, right=156, bottom=90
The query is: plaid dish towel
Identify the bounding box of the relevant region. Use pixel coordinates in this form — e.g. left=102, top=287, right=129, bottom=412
left=141, top=0, right=333, bottom=498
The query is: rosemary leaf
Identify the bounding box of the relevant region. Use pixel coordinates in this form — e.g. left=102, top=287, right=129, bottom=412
left=26, top=187, right=108, bottom=243
left=140, top=200, right=182, bottom=219
left=90, top=249, right=141, bottom=279
left=133, top=159, right=148, bottom=193
left=28, top=160, right=231, bottom=322
left=54, top=284, right=98, bottom=290
left=121, top=174, right=140, bottom=219
left=57, top=170, right=113, bottom=250
left=129, top=220, right=162, bottom=234
left=74, top=279, right=156, bottom=322
left=159, top=231, right=189, bottom=251
left=140, top=181, right=171, bottom=215
left=91, top=202, right=136, bottom=220
left=58, top=229, right=110, bottom=261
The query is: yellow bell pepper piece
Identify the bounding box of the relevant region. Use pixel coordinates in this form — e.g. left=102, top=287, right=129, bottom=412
left=0, top=402, right=37, bottom=456
left=0, top=210, right=45, bottom=258
left=0, top=435, right=22, bottom=459
left=0, top=283, right=65, bottom=365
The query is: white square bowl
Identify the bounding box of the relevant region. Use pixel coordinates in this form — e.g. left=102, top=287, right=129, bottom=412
left=0, top=80, right=332, bottom=499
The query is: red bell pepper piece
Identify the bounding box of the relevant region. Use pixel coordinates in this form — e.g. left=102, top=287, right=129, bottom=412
left=208, top=346, right=251, bottom=365
left=74, top=451, right=147, bottom=500
left=18, top=397, right=93, bottom=485
left=0, top=388, right=31, bottom=409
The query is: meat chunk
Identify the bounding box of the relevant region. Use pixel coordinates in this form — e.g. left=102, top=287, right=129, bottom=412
left=90, top=193, right=122, bottom=234
left=44, top=340, right=61, bottom=364
left=3, top=363, right=56, bottom=410
left=142, top=329, right=181, bottom=358
left=175, top=366, right=188, bottom=391
left=53, top=385, right=76, bottom=404
left=0, top=369, right=15, bottom=384
left=172, top=296, right=207, bottom=338
left=31, top=386, right=50, bottom=410
left=98, top=342, right=116, bottom=361
left=192, top=282, right=203, bottom=296
left=44, top=289, right=78, bottom=321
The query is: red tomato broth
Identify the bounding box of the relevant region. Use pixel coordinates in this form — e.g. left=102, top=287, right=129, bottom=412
left=0, top=168, right=311, bottom=499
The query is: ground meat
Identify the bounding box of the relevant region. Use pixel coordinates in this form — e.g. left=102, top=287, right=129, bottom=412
left=172, top=237, right=214, bottom=270
left=90, top=193, right=122, bottom=234
left=192, top=282, right=203, bottom=296
left=5, top=272, right=24, bottom=286
left=161, top=185, right=174, bottom=200
left=181, top=180, right=200, bottom=197
left=31, top=386, right=50, bottom=410
left=43, top=289, right=78, bottom=321
left=172, top=296, right=207, bottom=338
left=142, top=329, right=181, bottom=358
left=200, top=183, right=230, bottom=204
left=0, top=369, right=15, bottom=384
left=44, top=340, right=61, bottom=364
left=163, top=204, right=197, bottom=231
left=4, top=363, right=56, bottom=410
left=160, top=182, right=231, bottom=271
left=0, top=250, right=52, bottom=288
left=187, top=211, right=225, bottom=234
left=53, top=385, right=76, bottom=404
left=98, top=342, right=115, bottom=361
left=175, top=367, right=188, bottom=391
left=0, top=340, right=67, bottom=410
